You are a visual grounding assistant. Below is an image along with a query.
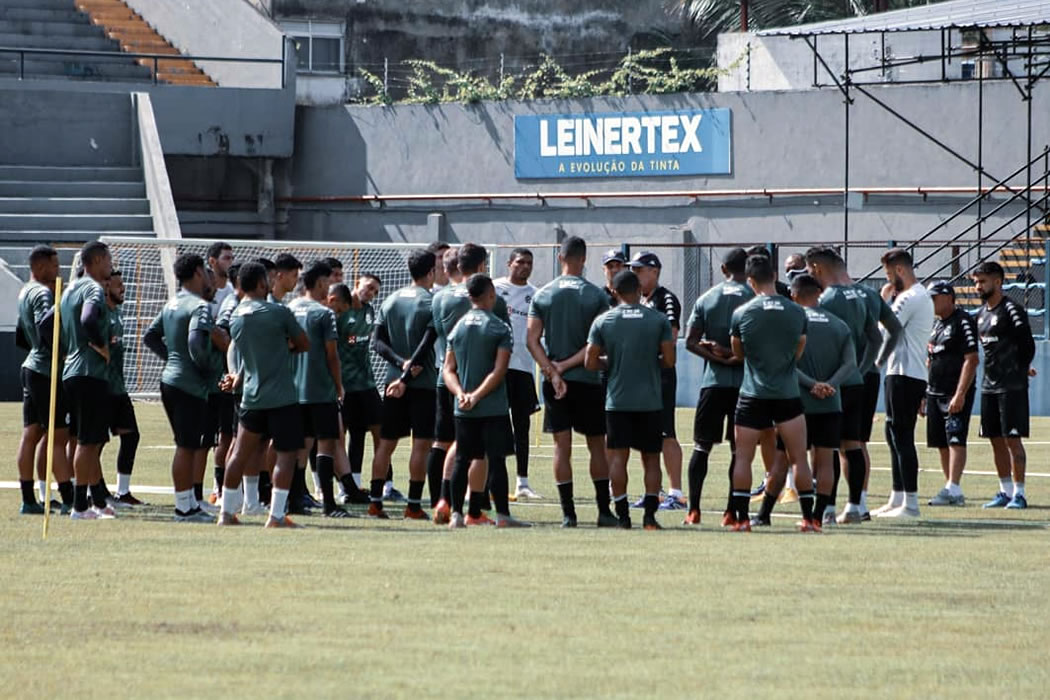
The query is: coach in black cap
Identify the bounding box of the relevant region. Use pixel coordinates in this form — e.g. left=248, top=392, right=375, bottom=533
left=924, top=281, right=979, bottom=507
left=601, top=249, right=626, bottom=307
left=628, top=250, right=685, bottom=510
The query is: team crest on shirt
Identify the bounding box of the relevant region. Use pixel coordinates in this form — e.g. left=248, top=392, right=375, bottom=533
left=399, top=289, right=418, bottom=298
left=622, top=308, right=643, bottom=319
left=558, top=279, right=582, bottom=290
left=762, top=299, right=784, bottom=310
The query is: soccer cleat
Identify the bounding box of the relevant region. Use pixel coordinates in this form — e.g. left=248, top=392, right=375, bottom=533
left=241, top=503, right=268, bottom=517
left=730, top=520, right=752, bottom=533
left=561, top=515, right=578, bottom=528
left=630, top=495, right=646, bottom=509
left=495, top=514, right=532, bottom=528
left=870, top=501, right=900, bottom=517
left=928, top=488, right=965, bottom=506
left=514, top=485, right=543, bottom=500
left=875, top=505, right=920, bottom=519
left=93, top=505, right=117, bottom=519
left=642, top=517, right=663, bottom=531
left=449, top=512, right=466, bottom=529
left=658, top=494, right=687, bottom=511
left=302, top=493, right=323, bottom=510
left=70, top=508, right=99, bottom=520
left=777, top=487, right=799, bottom=505
left=403, top=506, right=429, bottom=521
left=208, top=492, right=219, bottom=505
left=720, top=511, right=737, bottom=528
left=286, top=500, right=312, bottom=516
left=59, top=503, right=73, bottom=516
left=1005, top=494, right=1028, bottom=510
left=433, top=499, right=451, bottom=525
left=107, top=496, right=131, bottom=511
left=749, top=515, right=771, bottom=528
left=216, top=511, right=241, bottom=526
left=196, top=500, right=220, bottom=515
left=116, top=492, right=146, bottom=507
left=861, top=511, right=872, bottom=522
left=383, top=486, right=406, bottom=503
left=836, top=509, right=863, bottom=525
left=341, top=488, right=371, bottom=506
left=367, top=503, right=389, bottom=519
left=19, top=502, right=45, bottom=515
left=822, top=510, right=836, bottom=528
left=597, top=512, right=621, bottom=528
left=465, top=513, right=495, bottom=526
left=174, top=507, right=212, bottom=523
left=683, top=509, right=701, bottom=526
left=264, top=515, right=301, bottom=529
left=324, top=507, right=351, bottom=518
left=749, top=481, right=766, bottom=498
left=982, top=492, right=1011, bottom=509
left=798, top=519, right=822, bottom=533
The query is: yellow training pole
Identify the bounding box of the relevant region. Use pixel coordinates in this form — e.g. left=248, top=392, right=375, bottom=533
left=42, top=277, right=62, bottom=540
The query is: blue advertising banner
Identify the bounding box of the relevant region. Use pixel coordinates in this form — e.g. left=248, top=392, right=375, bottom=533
left=513, top=108, right=731, bottom=179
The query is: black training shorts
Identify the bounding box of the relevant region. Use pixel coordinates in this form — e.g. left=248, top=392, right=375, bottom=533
left=433, top=385, right=456, bottom=443
left=108, top=393, right=138, bottom=435
left=926, top=389, right=975, bottom=448
left=302, top=401, right=341, bottom=440
left=342, top=387, right=383, bottom=432
left=22, top=367, right=69, bottom=430
left=693, top=386, right=738, bottom=445
left=775, top=412, right=841, bottom=451
left=64, top=375, right=111, bottom=445
left=380, top=387, right=436, bottom=441
left=454, top=414, right=516, bottom=461
left=542, top=379, right=606, bottom=436
left=839, top=384, right=865, bottom=442
left=660, top=367, right=677, bottom=440
left=606, top=410, right=664, bottom=454
left=160, top=382, right=209, bottom=449
left=203, top=392, right=236, bottom=448
left=734, top=395, right=804, bottom=431
left=240, top=403, right=304, bottom=452
left=979, top=390, right=1029, bottom=439
left=506, top=369, right=540, bottom=417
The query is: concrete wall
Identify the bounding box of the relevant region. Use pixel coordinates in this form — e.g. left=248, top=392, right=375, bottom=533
left=124, top=0, right=286, bottom=89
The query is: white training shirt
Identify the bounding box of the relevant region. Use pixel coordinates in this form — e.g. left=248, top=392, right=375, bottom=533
left=884, top=282, right=935, bottom=381
left=494, top=276, right=536, bottom=374
left=210, top=280, right=234, bottom=318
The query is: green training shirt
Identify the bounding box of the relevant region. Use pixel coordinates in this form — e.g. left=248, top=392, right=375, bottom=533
left=17, top=281, right=55, bottom=377
left=817, top=284, right=872, bottom=387
left=229, top=298, right=303, bottom=411
left=60, top=276, right=109, bottom=382
left=106, top=307, right=126, bottom=395
left=146, top=289, right=214, bottom=400
left=528, top=274, right=609, bottom=385
left=289, top=296, right=339, bottom=404
left=377, top=284, right=436, bottom=389
left=687, top=280, right=755, bottom=389
left=797, top=307, right=852, bottom=414
left=337, top=302, right=376, bottom=392
left=447, top=308, right=513, bottom=418
left=730, top=295, right=808, bottom=400
left=588, top=303, right=672, bottom=412
left=432, top=282, right=509, bottom=387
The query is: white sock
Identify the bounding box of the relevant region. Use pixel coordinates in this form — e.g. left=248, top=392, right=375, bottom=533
left=352, top=472, right=362, bottom=488
left=999, top=477, right=1012, bottom=495
left=116, top=473, right=131, bottom=496
left=243, top=476, right=260, bottom=507
left=383, top=480, right=394, bottom=493
left=336, top=480, right=347, bottom=499
left=311, top=469, right=322, bottom=495
left=668, top=488, right=683, bottom=499
left=786, top=470, right=797, bottom=492
left=905, top=492, right=919, bottom=511
left=517, top=476, right=529, bottom=489
left=175, top=489, right=195, bottom=513
left=1013, top=482, right=1025, bottom=498
left=221, top=486, right=242, bottom=515
left=888, top=490, right=904, bottom=508
left=36, top=480, right=46, bottom=503
left=860, top=491, right=868, bottom=511
left=947, top=482, right=962, bottom=497
left=270, top=487, right=289, bottom=520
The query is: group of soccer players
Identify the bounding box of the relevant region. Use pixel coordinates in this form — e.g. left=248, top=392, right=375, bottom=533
left=13, top=234, right=1038, bottom=530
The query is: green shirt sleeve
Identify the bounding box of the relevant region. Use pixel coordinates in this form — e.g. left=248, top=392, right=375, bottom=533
left=498, top=321, right=513, bottom=353
left=587, top=316, right=603, bottom=348
left=688, top=297, right=704, bottom=336
left=282, top=306, right=301, bottom=340
left=660, top=317, right=673, bottom=343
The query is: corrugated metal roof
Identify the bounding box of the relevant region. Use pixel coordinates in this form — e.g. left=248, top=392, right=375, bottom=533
left=757, top=0, right=1050, bottom=36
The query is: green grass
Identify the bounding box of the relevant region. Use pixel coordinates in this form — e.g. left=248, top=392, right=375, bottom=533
left=1, top=402, right=1048, bottom=698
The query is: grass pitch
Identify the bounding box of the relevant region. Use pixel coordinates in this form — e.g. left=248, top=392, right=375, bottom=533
left=1, top=402, right=1048, bottom=698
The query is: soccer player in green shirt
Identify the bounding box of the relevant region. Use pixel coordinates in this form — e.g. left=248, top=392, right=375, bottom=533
left=289, top=261, right=349, bottom=518
left=368, top=249, right=439, bottom=520
left=268, top=253, right=301, bottom=304
left=443, top=273, right=527, bottom=528
left=585, top=269, right=675, bottom=530
left=728, top=255, right=817, bottom=532
left=527, top=236, right=616, bottom=528
left=61, top=241, right=115, bottom=520
left=143, top=253, right=229, bottom=523
left=219, top=261, right=309, bottom=527
left=15, top=245, right=74, bottom=515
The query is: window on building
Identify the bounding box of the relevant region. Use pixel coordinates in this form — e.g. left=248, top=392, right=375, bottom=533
left=282, top=20, right=344, bottom=74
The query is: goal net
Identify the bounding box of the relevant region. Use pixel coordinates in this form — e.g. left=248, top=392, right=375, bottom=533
left=98, top=237, right=560, bottom=399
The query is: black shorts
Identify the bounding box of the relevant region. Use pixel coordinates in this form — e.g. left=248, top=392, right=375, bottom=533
left=734, top=395, right=804, bottom=431
left=506, top=369, right=540, bottom=417
left=926, top=390, right=975, bottom=448
left=542, top=380, right=606, bottom=436
left=454, top=414, right=516, bottom=461
left=434, top=385, right=456, bottom=443
left=202, top=392, right=236, bottom=447
left=860, top=372, right=881, bottom=442
left=839, top=384, right=865, bottom=442
left=380, top=387, right=436, bottom=441
left=108, top=393, right=138, bottom=434
left=160, top=382, right=209, bottom=449
left=240, top=403, right=304, bottom=452
left=775, top=412, right=842, bottom=451
left=63, top=375, right=110, bottom=445
left=22, top=367, right=69, bottom=430
left=342, top=387, right=382, bottom=432
left=606, top=410, right=664, bottom=454
left=660, top=367, right=677, bottom=439
left=693, top=386, right=739, bottom=445
left=979, top=390, right=1029, bottom=439
left=302, top=401, right=341, bottom=440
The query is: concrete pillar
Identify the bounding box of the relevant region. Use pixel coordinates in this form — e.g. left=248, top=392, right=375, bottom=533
left=428, top=212, right=447, bottom=242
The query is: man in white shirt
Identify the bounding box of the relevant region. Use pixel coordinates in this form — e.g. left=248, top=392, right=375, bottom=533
left=874, top=248, right=935, bottom=518
left=494, top=248, right=542, bottom=500
left=207, top=241, right=235, bottom=316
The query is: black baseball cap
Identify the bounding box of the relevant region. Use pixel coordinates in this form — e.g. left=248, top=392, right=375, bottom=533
left=628, top=251, right=662, bottom=269
left=929, top=282, right=955, bottom=298
left=601, top=249, right=626, bottom=265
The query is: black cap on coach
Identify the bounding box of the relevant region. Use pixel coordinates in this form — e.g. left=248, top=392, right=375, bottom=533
left=628, top=251, right=662, bottom=269
left=601, top=249, right=626, bottom=266
left=929, top=282, right=955, bottom=299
